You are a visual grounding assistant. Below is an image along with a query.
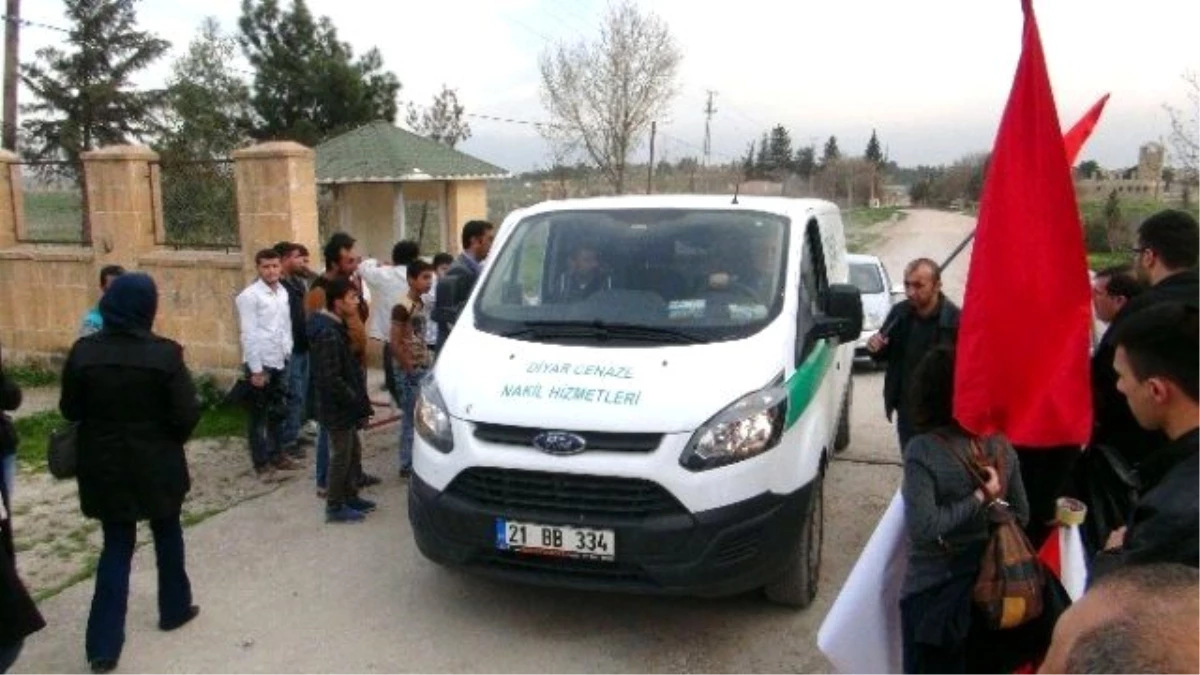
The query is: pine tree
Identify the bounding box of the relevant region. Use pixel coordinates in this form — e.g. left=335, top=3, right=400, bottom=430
left=865, top=129, right=884, bottom=166
left=161, top=18, right=252, bottom=160
left=742, top=141, right=756, bottom=177
left=792, top=145, right=816, bottom=178
left=239, top=0, right=402, bottom=146
left=821, top=135, right=841, bottom=168
left=766, top=124, right=793, bottom=178
left=754, top=132, right=770, bottom=177
left=21, top=0, right=170, bottom=168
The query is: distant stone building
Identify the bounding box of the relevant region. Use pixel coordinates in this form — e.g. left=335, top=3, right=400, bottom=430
left=1075, top=141, right=1177, bottom=201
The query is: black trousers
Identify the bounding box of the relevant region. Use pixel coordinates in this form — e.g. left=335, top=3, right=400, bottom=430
left=1014, top=446, right=1081, bottom=548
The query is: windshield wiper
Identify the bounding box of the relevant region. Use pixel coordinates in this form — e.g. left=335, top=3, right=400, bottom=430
left=501, top=320, right=704, bottom=344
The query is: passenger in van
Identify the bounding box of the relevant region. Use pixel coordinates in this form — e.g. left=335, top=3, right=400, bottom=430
left=552, top=245, right=613, bottom=302
left=706, top=237, right=776, bottom=302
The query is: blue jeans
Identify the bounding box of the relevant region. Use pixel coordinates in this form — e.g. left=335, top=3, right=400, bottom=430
left=315, top=426, right=330, bottom=490
left=396, top=367, right=428, bottom=471
left=86, top=517, right=192, bottom=662
left=281, top=352, right=310, bottom=448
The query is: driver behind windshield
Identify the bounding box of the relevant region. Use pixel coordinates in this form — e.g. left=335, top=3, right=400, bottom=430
left=552, top=244, right=613, bottom=303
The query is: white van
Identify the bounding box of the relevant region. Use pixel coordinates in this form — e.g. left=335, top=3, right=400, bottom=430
left=408, top=196, right=863, bottom=607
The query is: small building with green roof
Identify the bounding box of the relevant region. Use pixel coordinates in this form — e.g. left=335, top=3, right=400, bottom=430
left=315, top=120, right=508, bottom=258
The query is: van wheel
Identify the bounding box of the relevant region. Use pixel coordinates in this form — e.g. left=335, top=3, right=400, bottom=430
left=834, top=378, right=852, bottom=452
left=764, top=475, right=824, bottom=608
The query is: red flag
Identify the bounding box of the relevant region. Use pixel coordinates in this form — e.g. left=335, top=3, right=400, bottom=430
left=1064, top=94, right=1110, bottom=165
left=953, top=0, right=1093, bottom=446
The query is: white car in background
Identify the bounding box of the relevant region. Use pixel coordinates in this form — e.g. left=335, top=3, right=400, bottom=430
left=847, top=253, right=900, bottom=360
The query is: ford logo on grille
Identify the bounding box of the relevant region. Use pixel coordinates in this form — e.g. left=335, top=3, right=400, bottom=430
left=532, top=431, right=588, bottom=455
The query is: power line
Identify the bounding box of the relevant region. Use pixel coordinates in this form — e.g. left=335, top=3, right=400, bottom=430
left=2, top=14, right=69, bottom=35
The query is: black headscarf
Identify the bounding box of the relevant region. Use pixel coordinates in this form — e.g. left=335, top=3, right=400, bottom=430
left=99, top=272, right=158, bottom=332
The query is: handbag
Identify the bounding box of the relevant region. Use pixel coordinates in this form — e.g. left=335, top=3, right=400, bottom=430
left=947, top=435, right=1045, bottom=630
left=47, top=421, right=80, bottom=480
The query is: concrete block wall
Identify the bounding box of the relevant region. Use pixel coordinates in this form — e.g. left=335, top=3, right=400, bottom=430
left=0, top=143, right=318, bottom=374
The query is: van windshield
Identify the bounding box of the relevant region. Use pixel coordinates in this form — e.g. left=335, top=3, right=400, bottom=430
left=849, top=262, right=884, bottom=294
left=474, top=208, right=790, bottom=346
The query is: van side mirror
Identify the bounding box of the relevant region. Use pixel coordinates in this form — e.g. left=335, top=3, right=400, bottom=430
left=890, top=284, right=906, bottom=300
left=813, top=283, right=864, bottom=343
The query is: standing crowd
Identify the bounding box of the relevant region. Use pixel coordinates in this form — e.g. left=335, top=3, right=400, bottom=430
left=0, top=219, right=497, bottom=672
left=867, top=208, right=1199, bottom=673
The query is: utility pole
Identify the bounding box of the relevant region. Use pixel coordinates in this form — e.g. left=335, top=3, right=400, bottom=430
left=647, top=120, right=657, bottom=194
left=2, top=0, right=19, bottom=151
left=702, top=90, right=717, bottom=167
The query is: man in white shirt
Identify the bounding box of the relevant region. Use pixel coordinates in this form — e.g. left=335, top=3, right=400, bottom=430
left=236, top=248, right=301, bottom=481
left=358, top=240, right=420, bottom=401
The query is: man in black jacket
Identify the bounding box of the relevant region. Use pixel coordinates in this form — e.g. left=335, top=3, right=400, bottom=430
left=308, top=277, right=376, bottom=523
left=274, top=242, right=313, bottom=458
left=434, top=219, right=495, bottom=352
left=867, top=258, right=961, bottom=450
left=1088, top=266, right=1153, bottom=462
left=1092, top=302, right=1198, bottom=579
left=1127, top=209, right=1199, bottom=313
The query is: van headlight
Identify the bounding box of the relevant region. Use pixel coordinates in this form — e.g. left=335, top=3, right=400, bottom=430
left=679, top=387, right=787, bottom=471
left=415, top=375, right=454, bottom=453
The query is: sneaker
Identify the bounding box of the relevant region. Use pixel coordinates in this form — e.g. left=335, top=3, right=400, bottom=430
left=325, top=505, right=365, bottom=523
left=357, top=472, right=382, bottom=488
left=316, top=487, right=328, bottom=499
left=347, top=496, right=377, bottom=513
left=283, top=443, right=307, bottom=460
left=273, top=456, right=303, bottom=471
left=399, top=467, right=412, bottom=480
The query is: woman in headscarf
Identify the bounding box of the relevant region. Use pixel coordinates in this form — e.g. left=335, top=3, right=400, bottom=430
left=60, top=273, right=201, bottom=674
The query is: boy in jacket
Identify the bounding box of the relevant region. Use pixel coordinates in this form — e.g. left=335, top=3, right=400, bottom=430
left=308, top=278, right=376, bottom=523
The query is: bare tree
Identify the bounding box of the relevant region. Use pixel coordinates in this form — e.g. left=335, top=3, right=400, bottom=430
left=1164, top=70, right=1198, bottom=181
left=405, top=84, right=471, bottom=148
left=538, top=1, right=681, bottom=194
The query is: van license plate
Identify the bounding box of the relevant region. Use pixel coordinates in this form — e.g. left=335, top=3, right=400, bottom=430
left=495, top=519, right=615, bottom=560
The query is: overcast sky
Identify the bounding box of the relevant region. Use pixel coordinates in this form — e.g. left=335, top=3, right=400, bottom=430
left=20, top=0, right=1200, bottom=173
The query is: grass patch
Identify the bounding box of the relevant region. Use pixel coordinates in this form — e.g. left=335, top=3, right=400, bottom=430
left=193, top=405, right=247, bottom=439
left=24, top=190, right=85, bottom=243
left=14, top=405, right=247, bottom=470
left=34, top=552, right=98, bottom=602
left=5, top=363, right=59, bottom=388
left=181, top=507, right=224, bottom=528
left=843, top=206, right=908, bottom=228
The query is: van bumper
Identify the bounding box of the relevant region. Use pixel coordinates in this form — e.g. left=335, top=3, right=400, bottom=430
left=408, top=471, right=815, bottom=597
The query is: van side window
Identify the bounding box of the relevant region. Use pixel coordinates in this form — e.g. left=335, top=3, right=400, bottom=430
left=796, top=221, right=829, bottom=363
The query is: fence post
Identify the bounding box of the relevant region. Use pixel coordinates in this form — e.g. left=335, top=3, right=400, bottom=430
left=81, top=144, right=160, bottom=270
left=232, top=142, right=318, bottom=278
left=0, top=149, right=18, bottom=249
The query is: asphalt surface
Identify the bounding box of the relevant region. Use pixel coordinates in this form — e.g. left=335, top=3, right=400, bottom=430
left=12, top=209, right=975, bottom=674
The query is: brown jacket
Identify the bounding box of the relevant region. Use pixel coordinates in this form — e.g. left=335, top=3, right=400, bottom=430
left=306, top=274, right=369, bottom=366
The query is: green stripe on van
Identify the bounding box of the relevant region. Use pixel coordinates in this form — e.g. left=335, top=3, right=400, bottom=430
left=785, top=340, right=834, bottom=428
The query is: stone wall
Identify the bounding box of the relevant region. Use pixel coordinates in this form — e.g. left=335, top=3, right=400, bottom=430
left=0, top=143, right=316, bottom=375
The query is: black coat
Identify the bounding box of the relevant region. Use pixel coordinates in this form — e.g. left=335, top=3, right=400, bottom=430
left=307, top=312, right=372, bottom=431
left=60, top=329, right=201, bottom=523
left=433, top=254, right=482, bottom=351
left=871, top=295, right=961, bottom=420
left=1, top=479, right=45, bottom=647
left=1090, top=310, right=1165, bottom=464
left=1091, top=429, right=1199, bottom=580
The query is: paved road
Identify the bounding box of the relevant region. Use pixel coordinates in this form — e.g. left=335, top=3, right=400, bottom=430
left=13, top=209, right=975, bottom=674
